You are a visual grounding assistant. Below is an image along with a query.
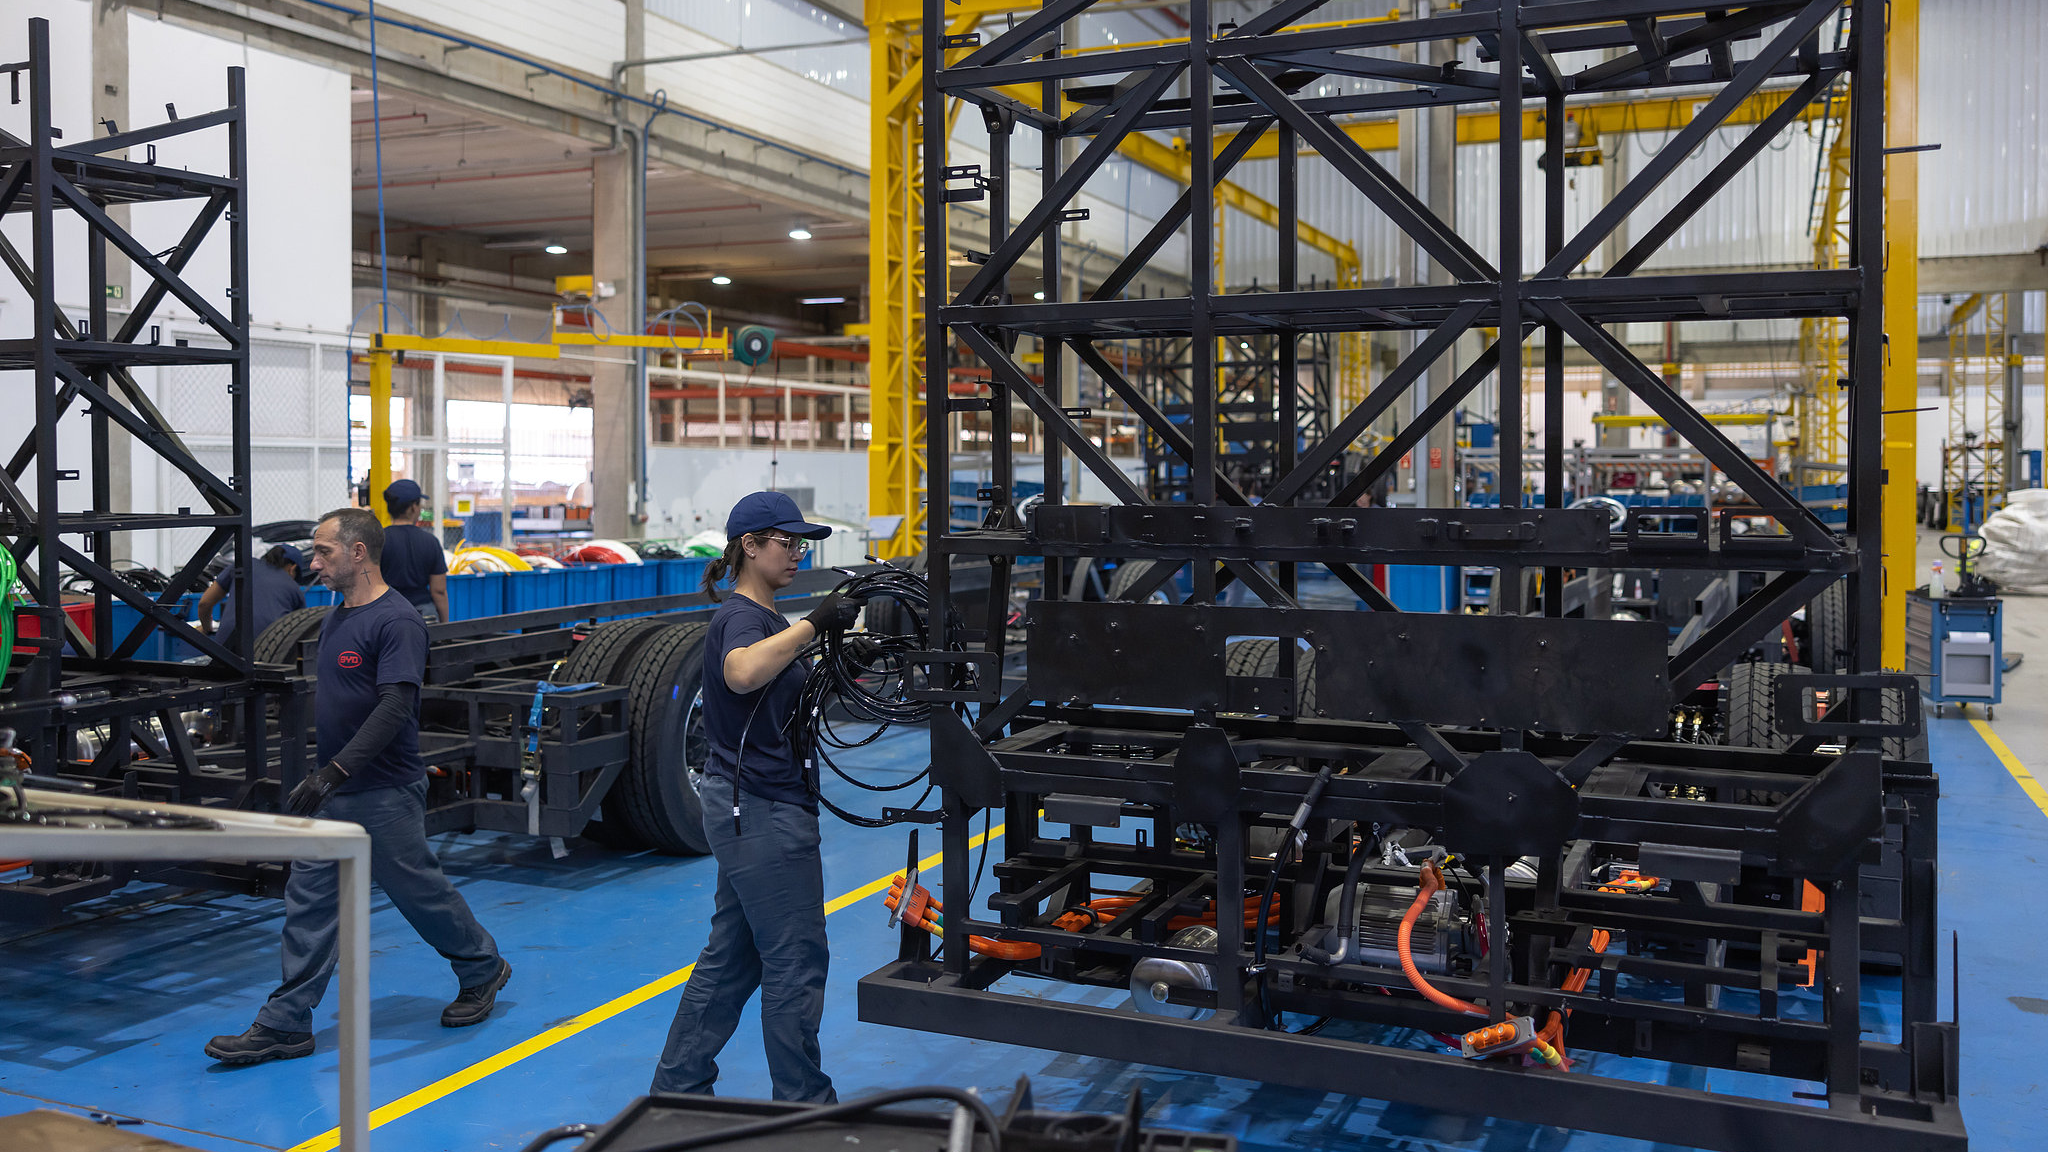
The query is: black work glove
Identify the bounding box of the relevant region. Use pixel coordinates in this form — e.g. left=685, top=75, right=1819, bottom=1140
left=286, top=761, right=350, bottom=817
left=804, top=591, right=864, bottom=635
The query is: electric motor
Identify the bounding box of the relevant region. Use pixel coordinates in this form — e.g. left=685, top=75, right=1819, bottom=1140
left=1129, top=924, right=1219, bottom=1020
left=1319, top=883, right=1479, bottom=975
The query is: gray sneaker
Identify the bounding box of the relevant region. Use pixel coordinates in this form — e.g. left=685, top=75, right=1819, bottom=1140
left=204, top=1023, right=314, bottom=1065
left=442, top=959, right=511, bottom=1027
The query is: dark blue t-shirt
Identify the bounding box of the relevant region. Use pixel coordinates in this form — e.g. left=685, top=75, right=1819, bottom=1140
left=316, top=590, right=430, bottom=793
left=214, top=561, right=305, bottom=649
left=379, top=523, right=447, bottom=611
left=701, top=594, right=812, bottom=811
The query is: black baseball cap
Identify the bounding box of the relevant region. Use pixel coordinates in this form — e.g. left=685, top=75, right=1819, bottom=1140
left=726, top=491, right=831, bottom=540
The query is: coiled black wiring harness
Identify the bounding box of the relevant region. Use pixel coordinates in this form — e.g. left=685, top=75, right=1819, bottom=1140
left=786, top=566, right=970, bottom=828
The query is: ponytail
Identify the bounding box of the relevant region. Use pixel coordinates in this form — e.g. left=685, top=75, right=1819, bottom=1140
left=701, top=536, right=748, bottom=600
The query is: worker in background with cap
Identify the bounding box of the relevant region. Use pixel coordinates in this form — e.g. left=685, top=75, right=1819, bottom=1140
left=198, top=544, right=307, bottom=651
left=381, top=479, right=449, bottom=623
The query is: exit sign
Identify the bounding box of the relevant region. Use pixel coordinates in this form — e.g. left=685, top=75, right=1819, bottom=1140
left=104, top=283, right=124, bottom=299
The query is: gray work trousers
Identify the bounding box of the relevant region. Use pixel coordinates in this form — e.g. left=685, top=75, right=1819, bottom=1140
left=650, top=773, right=836, bottom=1103
left=256, top=778, right=501, bottom=1033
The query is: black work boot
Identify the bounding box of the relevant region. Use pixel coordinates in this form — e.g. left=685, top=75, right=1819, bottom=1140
left=204, top=1023, right=314, bottom=1065
left=441, top=959, right=512, bottom=1027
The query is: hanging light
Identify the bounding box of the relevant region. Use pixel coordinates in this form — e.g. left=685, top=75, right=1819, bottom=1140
left=711, top=275, right=733, bottom=286
left=788, top=227, right=813, bottom=241
left=544, top=244, right=568, bottom=255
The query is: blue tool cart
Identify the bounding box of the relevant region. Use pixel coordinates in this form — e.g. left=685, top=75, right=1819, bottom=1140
left=1904, top=590, right=2003, bottom=718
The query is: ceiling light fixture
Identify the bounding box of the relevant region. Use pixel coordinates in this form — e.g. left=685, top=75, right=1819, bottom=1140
left=544, top=244, right=569, bottom=255
left=1033, top=291, right=1046, bottom=300
left=711, top=275, right=732, bottom=286
left=799, top=295, right=847, bottom=305
left=788, top=227, right=813, bottom=241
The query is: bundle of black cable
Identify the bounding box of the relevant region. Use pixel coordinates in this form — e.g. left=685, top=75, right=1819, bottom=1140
left=788, top=567, right=969, bottom=828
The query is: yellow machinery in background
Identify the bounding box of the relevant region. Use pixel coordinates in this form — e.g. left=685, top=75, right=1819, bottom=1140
left=1940, top=292, right=2011, bottom=531
left=1793, top=94, right=1852, bottom=483
left=362, top=320, right=727, bottom=529
left=863, top=0, right=1367, bottom=560
left=363, top=334, right=562, bottom=527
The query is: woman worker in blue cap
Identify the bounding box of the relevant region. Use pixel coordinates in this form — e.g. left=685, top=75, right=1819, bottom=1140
left=649, top=491, right=863, bottom=1103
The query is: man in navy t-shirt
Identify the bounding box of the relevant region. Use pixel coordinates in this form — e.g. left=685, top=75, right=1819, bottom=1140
left=198, top=544, right=306, bottom=650
left=205, top=508, right=508, bottom=1067
left=379, top=478, right=449, bottom=622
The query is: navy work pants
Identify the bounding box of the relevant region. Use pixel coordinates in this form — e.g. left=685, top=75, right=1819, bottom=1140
left=256, top=779, right=501, bottom=1032
left=650, top=773, right=835, bottom=1103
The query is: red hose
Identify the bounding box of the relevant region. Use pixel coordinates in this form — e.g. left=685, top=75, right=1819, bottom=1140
left=1398, top=863, right=1488, bottom=1018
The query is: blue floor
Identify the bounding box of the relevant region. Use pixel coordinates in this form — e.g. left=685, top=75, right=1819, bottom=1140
left=1, top=713, right=2037, bottom=1152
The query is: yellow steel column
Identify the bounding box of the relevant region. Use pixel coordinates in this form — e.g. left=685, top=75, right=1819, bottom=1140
left=1881, top=0, right=1919, bottom=668
left=369, top=347, right=394, bottom=526
left=867, top=12, right=930, bottom=559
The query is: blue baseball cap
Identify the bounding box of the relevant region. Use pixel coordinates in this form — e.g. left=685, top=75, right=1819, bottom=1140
left=726, top=491, right=831, bottom=540
left=383, top=478, right=424, bottom=506
left=277, top=543, right=306, bottom=570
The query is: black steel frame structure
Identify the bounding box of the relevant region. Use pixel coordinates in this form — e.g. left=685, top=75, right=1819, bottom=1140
left=0, top=17, right=312, bottom=898
left=858, top=2, right=1964, bottom=1149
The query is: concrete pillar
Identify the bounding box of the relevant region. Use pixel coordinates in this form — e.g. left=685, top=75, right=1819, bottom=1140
left=590, top=1, right=648, bottom=540
left=94, top=0, right=132, bottom=561
left=591, top=149, right=638, bottom=539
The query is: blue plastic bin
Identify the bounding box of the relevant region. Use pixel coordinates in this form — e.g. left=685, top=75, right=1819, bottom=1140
left=611, top=563, right=656, bottom=602
left=446, top=572, right=504, bottom=621
left=561, top=565, right=613, bottom=609
left=1385, top=565, right=1455, bottom=613
left=507, top=568, right=565, bottom=613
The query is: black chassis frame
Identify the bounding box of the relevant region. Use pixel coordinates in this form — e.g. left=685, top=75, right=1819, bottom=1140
left=858, top=3, right=1964, bottom=1150
left=0, top=19, right=316, bottom=919
left=402, top=573, right=850, bottom=840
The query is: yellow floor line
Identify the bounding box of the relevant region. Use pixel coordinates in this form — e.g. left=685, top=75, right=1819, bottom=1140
left=287, top=823, right=1004, bottom=1152
left=1971, top=718, right=2048, bottom=821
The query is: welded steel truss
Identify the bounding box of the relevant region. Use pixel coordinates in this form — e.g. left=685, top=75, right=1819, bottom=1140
left=861, top=3, right=1962, bottom=1149
left=0, top=19, right=307, bottom=852
left=2, top=18, right=257, bottom=683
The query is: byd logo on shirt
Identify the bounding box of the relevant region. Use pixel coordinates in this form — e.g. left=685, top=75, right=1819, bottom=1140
left=337, top=650, right=364, bottom=669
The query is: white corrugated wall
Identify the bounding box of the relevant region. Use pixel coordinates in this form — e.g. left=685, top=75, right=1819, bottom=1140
left=1919, top=0, right=2048, bottom=259
left=640, top=11, right=867, bottom=169
left=384, top=0, right=623, bottom=81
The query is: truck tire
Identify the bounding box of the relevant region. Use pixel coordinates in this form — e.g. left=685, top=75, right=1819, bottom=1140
left=562, top=617, right=678, bottom=847
left=1722, top=662, right=1807, bottom=751
left=560, top=617, right=672, bottom=686
left=1107, top=559, right=1174, bottom=604
left=1883, top=679, right=1931, bottom=763
left=1223, top=636, right=1318, bottom=715
left=1806, top=579, right=1850, bottom=674
left=252, top=606, right=332, bottom=673
left=609, top=622, right=715, bottom=855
